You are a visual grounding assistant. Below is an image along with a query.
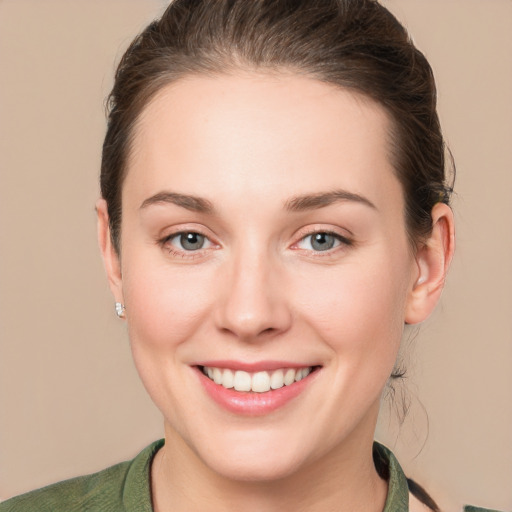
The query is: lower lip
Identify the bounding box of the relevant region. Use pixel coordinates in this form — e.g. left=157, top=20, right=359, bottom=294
left=195, top=367, right=319, bottom=416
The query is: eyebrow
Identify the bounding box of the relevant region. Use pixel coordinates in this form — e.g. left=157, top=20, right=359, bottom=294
left=139, top=188, right=376, bottom=214
left=140, top=191, right=215, bottom=213
left=284, top=189, right=377, bottom=212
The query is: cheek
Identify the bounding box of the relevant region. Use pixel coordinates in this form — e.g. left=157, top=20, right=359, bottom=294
left=294, top=252, right=411, bottom=371
left=119, top=253, right=219, bottom=425
left=120, top=249, right=215, bottom=358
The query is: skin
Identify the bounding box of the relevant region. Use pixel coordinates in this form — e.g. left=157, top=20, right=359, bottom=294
left=97, top=72, right=454, bottom=512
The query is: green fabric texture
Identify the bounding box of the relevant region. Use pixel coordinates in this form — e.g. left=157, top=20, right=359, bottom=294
left=0, top=440, right=163, bottom=512
left=464, top=508, right=505, bottom=512
left=0, top=440, right=502, bottom=511
left=380, top=443, right=409, bottom=511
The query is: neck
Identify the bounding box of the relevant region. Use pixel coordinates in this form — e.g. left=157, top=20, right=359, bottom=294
left=151, top=412, right=387, bottom=512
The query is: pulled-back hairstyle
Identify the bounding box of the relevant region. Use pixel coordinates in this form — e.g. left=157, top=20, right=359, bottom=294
left=101, top=0, right=453, bottom=253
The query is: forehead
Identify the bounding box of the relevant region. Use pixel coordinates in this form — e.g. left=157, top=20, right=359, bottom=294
left=125, top=72, right=401, bottom=212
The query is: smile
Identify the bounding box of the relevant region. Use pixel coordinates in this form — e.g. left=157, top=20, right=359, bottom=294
left=201, top=366, right=313, bottom=393
left=195, top=363, right=321, bottom=415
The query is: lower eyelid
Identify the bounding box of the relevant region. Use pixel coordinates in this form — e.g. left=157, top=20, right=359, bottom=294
left=160, top=230, right=222, bottom=258
left=160, top=229, right=351, bottom=256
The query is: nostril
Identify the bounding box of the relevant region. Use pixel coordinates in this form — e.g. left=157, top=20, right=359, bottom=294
left=214, top=272, right=293, bottom=340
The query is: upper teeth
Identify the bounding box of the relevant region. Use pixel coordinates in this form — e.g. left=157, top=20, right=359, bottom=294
left=202, top=366, right=312, bottom=393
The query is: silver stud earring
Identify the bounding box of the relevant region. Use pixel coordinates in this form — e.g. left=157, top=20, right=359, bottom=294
left=115, top=302, right=126, bottom=319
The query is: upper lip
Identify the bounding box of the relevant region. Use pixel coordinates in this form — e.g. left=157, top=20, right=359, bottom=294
left=193, top=360, right=320, bottom=372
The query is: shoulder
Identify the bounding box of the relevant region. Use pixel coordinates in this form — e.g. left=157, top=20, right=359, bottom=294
left=0, top=462, right=130, bottom=512
left=374, top=442, right=505, bottom=512
left=0, top=439, right=164, bottom=512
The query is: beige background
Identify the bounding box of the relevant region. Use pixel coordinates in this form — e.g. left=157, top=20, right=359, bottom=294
left=0, top=1, right=511, bottom=510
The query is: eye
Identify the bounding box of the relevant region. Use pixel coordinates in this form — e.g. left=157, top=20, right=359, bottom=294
left=167, top=232, right=212, bottom=252
left=296, top=231, right=350, bottom=252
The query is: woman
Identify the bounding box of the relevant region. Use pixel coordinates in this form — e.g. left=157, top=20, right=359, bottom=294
left=0, top=1, right=503, bottom=511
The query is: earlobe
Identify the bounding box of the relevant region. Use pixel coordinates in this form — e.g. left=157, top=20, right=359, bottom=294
left=405, top=203, right=455, bottom=325
left=96, top=199, right=124, bottom=304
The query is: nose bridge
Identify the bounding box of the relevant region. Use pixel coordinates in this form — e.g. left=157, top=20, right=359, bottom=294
left=216, top=240, right=291, bottom=340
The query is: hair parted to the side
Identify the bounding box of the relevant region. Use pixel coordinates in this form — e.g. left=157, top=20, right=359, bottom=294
left=101, top=0, right=454, bottom=255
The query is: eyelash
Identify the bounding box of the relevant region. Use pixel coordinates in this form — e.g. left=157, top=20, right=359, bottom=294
left=160, top=230, right=214, bottom=259
left=159, top=229, right=353, bottom=259
left=293, top=229, right=353, bottom=256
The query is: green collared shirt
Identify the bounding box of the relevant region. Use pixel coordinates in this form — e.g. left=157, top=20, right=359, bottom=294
left=0, top=440, right=500, bottom=511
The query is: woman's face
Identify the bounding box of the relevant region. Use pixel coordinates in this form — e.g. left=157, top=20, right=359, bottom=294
left=110, top=73, right=421, bottom=480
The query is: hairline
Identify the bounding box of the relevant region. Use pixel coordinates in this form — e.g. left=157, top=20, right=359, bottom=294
left=112, top=65, right=421, bottom=254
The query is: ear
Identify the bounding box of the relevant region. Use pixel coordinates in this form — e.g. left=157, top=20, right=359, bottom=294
left=96, top=199, right=124, bottom=306
left=405, top=202, right=455, bottom=325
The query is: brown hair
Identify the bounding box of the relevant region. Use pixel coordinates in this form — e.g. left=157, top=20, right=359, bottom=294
left=101, top=0, right=454, bottom=253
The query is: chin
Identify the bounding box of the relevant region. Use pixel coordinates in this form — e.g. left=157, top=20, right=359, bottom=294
left=192, top=424, right=323, bottom=483
left=204, top=449, right=307, bottom=483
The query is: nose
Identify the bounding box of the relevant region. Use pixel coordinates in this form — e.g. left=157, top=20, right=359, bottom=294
left=214, top=249, right=292, bottom=342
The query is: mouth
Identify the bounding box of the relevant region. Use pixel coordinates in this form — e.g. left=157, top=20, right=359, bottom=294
left=199, top=365, right=317, bottom=393
left=194, top=363, right=321, bottom=415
